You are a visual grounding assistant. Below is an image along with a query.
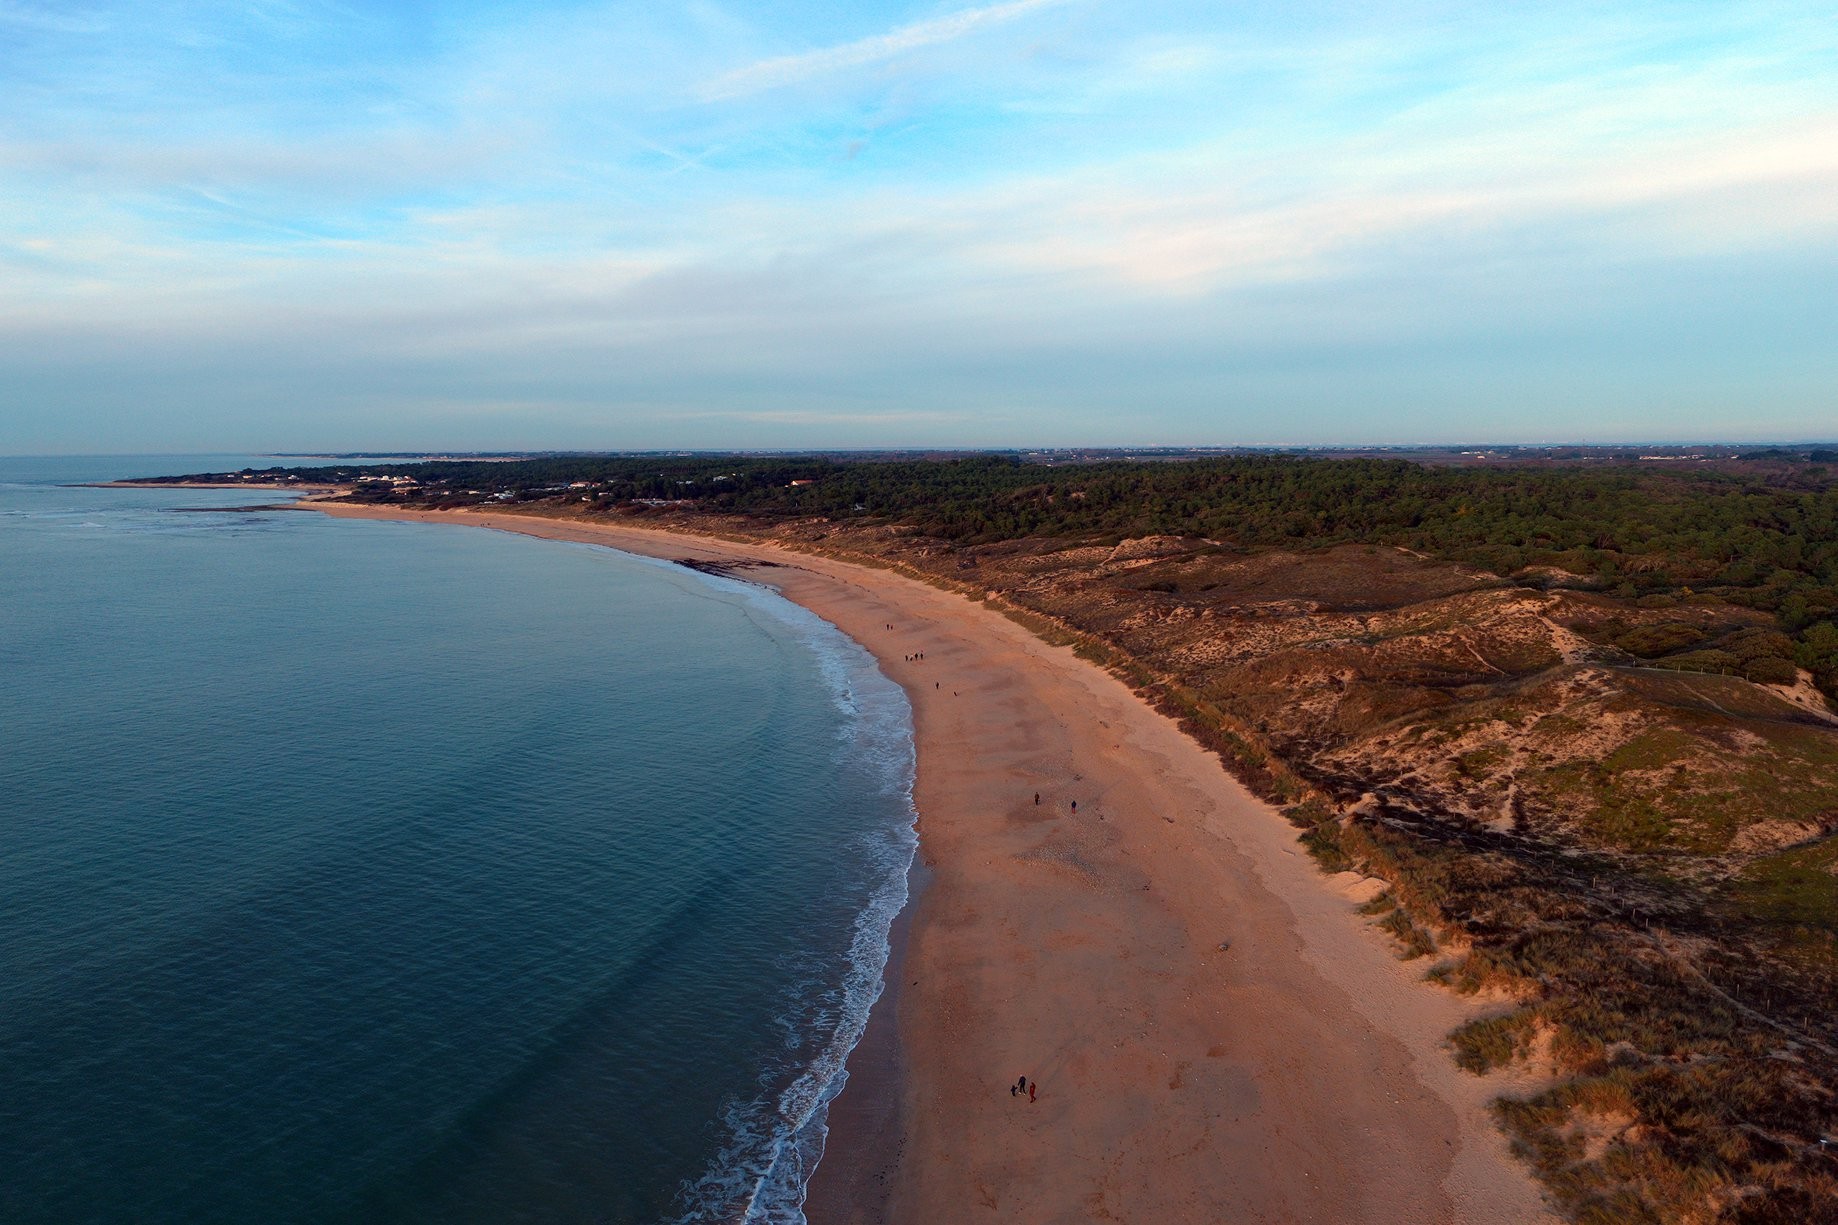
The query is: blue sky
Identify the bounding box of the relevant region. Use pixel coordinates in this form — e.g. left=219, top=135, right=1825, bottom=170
left=2, top=0, right=1835, bottom=451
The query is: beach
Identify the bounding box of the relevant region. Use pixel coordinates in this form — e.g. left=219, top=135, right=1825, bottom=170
left=312, top=503, right=1554, bottom=1224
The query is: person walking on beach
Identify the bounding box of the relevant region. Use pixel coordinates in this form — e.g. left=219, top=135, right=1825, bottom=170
left=1015, top=1076, right=1027, bottom=1097
left=1034, top=792, right=1039, bottom=805
left=1029, top=1082, right=1037, bottom=1103
left=1070, top=800, right=1077, bottom=813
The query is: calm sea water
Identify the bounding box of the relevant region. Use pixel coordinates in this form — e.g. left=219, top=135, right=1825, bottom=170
left=0, top=456, right=916, bottom=1224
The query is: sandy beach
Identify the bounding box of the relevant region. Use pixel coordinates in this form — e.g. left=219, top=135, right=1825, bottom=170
left=311, top=503, right=1554, bottom=1224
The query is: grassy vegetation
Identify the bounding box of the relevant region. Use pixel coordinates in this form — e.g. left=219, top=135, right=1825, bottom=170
left=1451, top=1007, right=1542, bottom=1072
left=1378, top=906, right=1439, bottom=959
left=1456, top=744, right=1511, bottom=780
left=1520, top=722, right=1838, bottom=856
left=1335, top=816, right=1837, bottom=1222
left=1724, top=838, right=1838, bottom=930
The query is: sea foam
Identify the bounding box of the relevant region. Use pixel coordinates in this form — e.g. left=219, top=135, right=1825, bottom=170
left=626, top=558, right=919, bottom=1225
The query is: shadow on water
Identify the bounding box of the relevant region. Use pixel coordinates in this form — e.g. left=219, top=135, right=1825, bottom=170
left=353, top=865, right=770, bottom=1225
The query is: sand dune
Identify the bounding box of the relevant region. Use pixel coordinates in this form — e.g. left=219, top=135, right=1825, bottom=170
left=311, top=503, right=1554, bottom=1224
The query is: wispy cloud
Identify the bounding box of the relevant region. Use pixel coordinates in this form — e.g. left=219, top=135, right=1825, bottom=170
left=699, top=0, right=1072, bottom=101
left=0, top=3, right=105, bottom=34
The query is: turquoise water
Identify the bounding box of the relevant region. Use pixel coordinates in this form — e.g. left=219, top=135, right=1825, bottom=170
left=0, top=457, right=916, bottom=1223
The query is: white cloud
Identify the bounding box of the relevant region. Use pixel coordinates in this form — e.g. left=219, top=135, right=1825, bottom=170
left=699, top=0, right=1073, bottom=101
left=0, top=1, right=108, bottom=33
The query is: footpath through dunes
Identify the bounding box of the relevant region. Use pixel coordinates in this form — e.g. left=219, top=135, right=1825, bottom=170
left=310, top=503, right=1555, bottom=1225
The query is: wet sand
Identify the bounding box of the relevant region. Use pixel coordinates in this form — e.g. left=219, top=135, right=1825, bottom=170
left=310, top=504, right=1554, bottom=1224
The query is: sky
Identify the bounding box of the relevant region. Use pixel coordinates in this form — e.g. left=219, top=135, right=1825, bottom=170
left=2, top=0, right=1835, bottom=452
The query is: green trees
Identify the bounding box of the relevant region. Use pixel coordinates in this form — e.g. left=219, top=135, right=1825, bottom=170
left=1796, top=621, right=1838, bottom=691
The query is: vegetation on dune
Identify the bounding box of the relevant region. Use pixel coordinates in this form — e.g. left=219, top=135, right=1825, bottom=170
left=1275, top=805, right=1836, bottom=1224
left=1136, top=622, right=1836, bottom=1221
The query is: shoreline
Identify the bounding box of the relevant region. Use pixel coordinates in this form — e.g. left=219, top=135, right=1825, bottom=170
left=307, top=503, right=1555, bottom=1224
left=804, top=854, right=930, bottom=1225
left=79, top=480, right=343, bottom=491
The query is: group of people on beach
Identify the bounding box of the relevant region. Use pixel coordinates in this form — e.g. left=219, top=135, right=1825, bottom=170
left=1010, top=1075, right=1037, bottom=1103
left=903, top=651, right=925, bottom=662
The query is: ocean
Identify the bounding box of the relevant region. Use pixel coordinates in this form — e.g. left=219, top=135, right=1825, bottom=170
left=0, top=456, right=917, bottom=1224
